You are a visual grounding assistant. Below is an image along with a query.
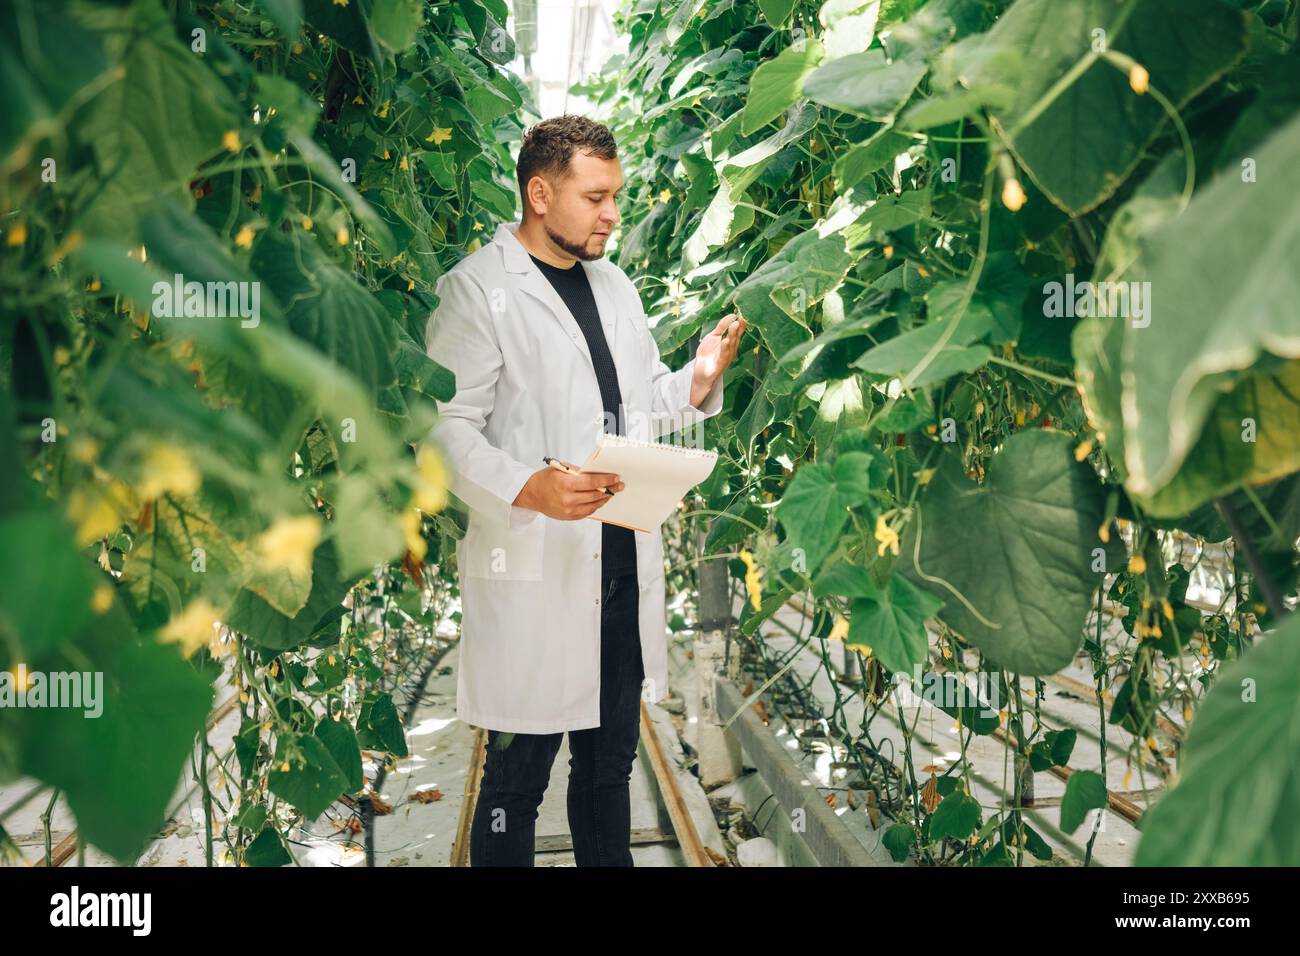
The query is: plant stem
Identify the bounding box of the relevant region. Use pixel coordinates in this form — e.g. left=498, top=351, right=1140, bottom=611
left=1215, top=496, right=1289, bottom=620
left=987, top=355, right=1077, bottom=388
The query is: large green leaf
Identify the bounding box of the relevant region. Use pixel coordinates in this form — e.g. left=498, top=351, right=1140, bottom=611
left=137, top=200, right=283, bottom=319
left=1074, top=113, right=1300, bottom=516
left=758, top=0, right=799, bottom=29
left=457, top=0, right=517, bottom=64
left=898, top=430, right=1109, bottom=676
left=730, top=226, right=855, bottom=337
left=741, top=38, right=825, bottom=134
left=819, top=0, right=881, bottom=61
left=244, top=825, right=293, bottom=866
left=227, top=538, right=352, bottom=651
left=775, top=452, right=876, bottom=574
left=846, top=576, right=944, bottom=675
left=685, top=101, right=819, bottom=270
left=946, top=0, right=1247, bottom=214
left=0, top=0, right=111, bottom=169
left=465, top=76, right=520, bottom=125
left=394, top=322, right=456, bottom=401
left=315, top=716, right=363, bottom=793
left=930, top=790, right=981, bottom=842
left=1070, top=155, right=1180, bottom=485
left=724, top=102, right=820, bottom=194
left=853, top=287, right=995, bottom=387
left=682, top=179, right=745, bottom=270
left=882, top=822, right=916, bottom=861
left=78, top=2, right=238, bottom=235
left=183, top=316, right=403, bottom=471
left=813, top=562, right=943, bottom=673
left=357, top=690, right=409, bottom=757
left=730, top=231, right=853, bottom=361
left=130, top=204, right=347, bottom=454
left=834, top=127, right=913, bottom=190
left=840, top=188, right=932, bottom=249
left=371, top=0, right=423, bottom=52
left=1059, top=769, right=1107, bottom=833
left=17, top=628, right=215, bottom=863
left=253, top=231, right=397, bottom=397
left=809, top=375, right=869, bottom=451
left=932, top=672, right=1002, bottom=736
left=802, top=49, right=927, bottom=122
left=811, top=560, right=882, bottom=603
left=268, top=731, right=349, bottom=821
left=0, top=510, right=94, bottom=659
left=1134, top=361, right=1300, bottom=518
left=122, top=489, right=254, bottom=620
left=1135, top=614, right=1300, bottom=865
left=331, top=472, right=404, bottom=578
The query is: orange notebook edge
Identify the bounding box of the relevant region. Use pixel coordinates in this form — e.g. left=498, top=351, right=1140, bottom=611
left=586, top=515, right=652, bottom=533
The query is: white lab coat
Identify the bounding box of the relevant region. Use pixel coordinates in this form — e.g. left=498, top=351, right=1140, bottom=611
left=423, top=221, right=724, bottom=734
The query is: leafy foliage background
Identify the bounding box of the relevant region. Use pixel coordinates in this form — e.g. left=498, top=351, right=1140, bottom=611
left=587, top=0, right=1300, bottom=865
left=1, top=0, right=524, bottom=864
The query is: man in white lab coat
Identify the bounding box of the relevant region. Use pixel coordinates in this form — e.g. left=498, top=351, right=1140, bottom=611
left=424, top=115, right=746, bottom=865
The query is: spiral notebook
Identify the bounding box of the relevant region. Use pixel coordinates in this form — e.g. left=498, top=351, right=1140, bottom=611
left=577, top=434, right=719, bottom=533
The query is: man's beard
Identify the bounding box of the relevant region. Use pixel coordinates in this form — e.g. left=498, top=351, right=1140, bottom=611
left=544, top=222, right=604, bottom=261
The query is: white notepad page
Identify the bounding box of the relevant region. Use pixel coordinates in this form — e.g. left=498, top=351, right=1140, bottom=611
left=577, top=434, right=719, bottom=533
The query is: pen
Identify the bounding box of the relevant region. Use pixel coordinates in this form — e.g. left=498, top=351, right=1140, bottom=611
left=543, top=456, right=613, bottom=496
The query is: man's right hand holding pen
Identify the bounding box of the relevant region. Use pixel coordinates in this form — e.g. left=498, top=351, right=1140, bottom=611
left=513, top=457, right=625, bottom=521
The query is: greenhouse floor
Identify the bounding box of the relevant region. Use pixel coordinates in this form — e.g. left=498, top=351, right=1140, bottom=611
left=2, top=571, right=1215, bottom=867
left=0, top=638, right=729, bottom=867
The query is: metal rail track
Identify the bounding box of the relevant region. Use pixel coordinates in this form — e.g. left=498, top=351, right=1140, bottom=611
left=450, top=700, right=715, bottom=866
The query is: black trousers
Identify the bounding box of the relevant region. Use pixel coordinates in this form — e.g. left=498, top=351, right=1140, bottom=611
left=469, top=568, right=644, bottom=866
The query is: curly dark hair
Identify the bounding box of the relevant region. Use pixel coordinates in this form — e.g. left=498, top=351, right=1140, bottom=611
left=515, top=114, right=618, bottom=201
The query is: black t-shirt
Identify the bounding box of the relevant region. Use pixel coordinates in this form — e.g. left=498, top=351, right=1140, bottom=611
left=528, top=254, right=638, bottom=579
